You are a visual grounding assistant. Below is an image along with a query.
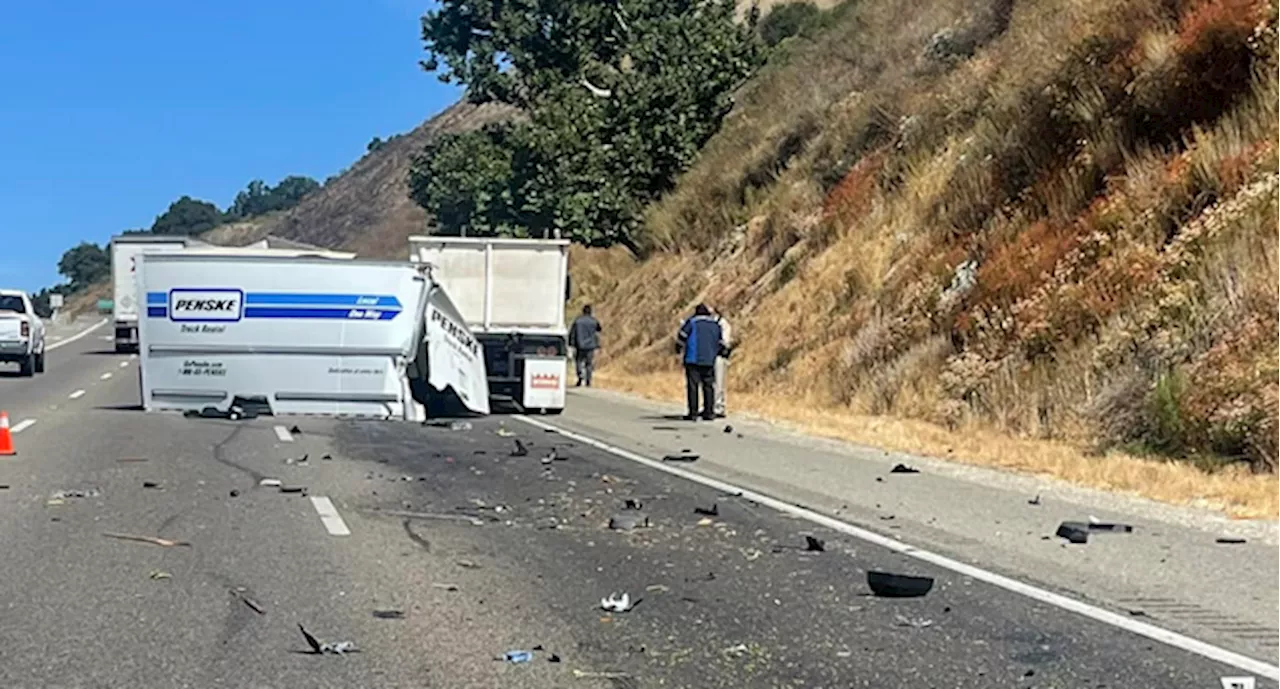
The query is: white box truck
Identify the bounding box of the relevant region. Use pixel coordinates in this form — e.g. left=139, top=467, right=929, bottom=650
left=136, top=252, right=489, bottom=419
left=408, top=236, right=570, bottom=414
left=110, top=234, right=207, bottom=353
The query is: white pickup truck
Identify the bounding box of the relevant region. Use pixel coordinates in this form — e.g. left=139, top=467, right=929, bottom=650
left=0, top=289, right=47, bottom=376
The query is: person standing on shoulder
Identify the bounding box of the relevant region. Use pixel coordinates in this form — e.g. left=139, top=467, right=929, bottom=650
left=712, top=307, right=732, bottom=418
left=674, top=304, right=723, bottom=421
left=568, top=304, right=602, bottom=387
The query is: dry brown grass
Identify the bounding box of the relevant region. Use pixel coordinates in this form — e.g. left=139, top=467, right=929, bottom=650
left=574, top=0, right=1280, bottom=510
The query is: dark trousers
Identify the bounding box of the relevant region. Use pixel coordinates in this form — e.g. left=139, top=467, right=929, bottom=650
left=684, top=364, right=715, bottom=419
left=575, top=348, right=596, bottom=385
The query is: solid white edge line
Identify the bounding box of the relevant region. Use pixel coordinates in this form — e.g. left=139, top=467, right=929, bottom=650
left=46, top=318, right=108, bottom=352
left=310, top=496, right=351, bottom=536
left=100, top=372, right=112, bottom=380
left=11, top=419, right=36, bottom=434
left=273, top=425, right=294, bottom=442
left=68, top=389, right=85, bottom=400
left=514, top=415, right=1280, bottom=681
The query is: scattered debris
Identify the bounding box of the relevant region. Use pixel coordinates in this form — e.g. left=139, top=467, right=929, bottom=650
left=608, top=514, right=648, bottom=531
left=299, top=625, right=356, bottom=655
left=456, top=559, right=482, bottom=569
left=540, top=449, right=556, bottom=465
left=1028, top=494, right=1041, bottom=506
left=624, top=498, right=643, bottom=510
left=432, top=583, right=460, bottom=592
left=0, top=484, right=7, bottom=490
left=372, top=610, right=405, bottom=620
left=496, top=427, right=516, bottom=437
left=449, top=421, right=473, bottom=431
left=229, top=489, right=240, bottom=497
left=1055, top=521, right=1090, bottom=543
left=722, top=643, right=750, bottom=658
left=894, top=614, right=934, bottom=628
left=548, top=653, right=561, bottom=663
left=693, top=503, right=719, bottom=517
left=279, top=486, right=307, bottom=494
left=572, top=669, right=629, bottom=679
left=600, top=592, right=633, bottom=613
left=1087, top=522, right=1134, bottom=533
left=661, top=453, right=699, bottom=462
left=117, top=458, right=149, bottom=463
left=866, top=570, right=934, bottom=598
left=645, top=584, right=670, bottom=593
left=148, top=570, right=171, bottom=580
left=284, top=454, right=309, bottom=465
left=723, top=425, right=733, bottom=434
left=1215, top=537, right=1248, bottom=544
left=102, top=532, right=191, bottom=548
left=740, top=547, right=763, bottom=561
left=288, top=425, right=302, bottom=435
left=511, top=439, right=529, bottom=457
left=503, top=650, right=533, bottom=664
left=805, top=535, right=826, bottom=552
left=259, top=478, right=282, bottom=488
left=889, top=463, right=920, bottom=474
left=696, top=517, right=714, bottom=526
left=142, top=481, right=162, bottom=489
left=1128, top=609, right=1149, bottom=617
left=231, top=589, right=265, bottom=614
left=51, top=488, right=100, bottom=500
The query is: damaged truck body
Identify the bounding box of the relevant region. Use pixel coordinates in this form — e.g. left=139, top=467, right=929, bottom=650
left=135, top=252, right=489, bottom=420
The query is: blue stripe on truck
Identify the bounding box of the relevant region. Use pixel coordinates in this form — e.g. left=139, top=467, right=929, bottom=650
left=244, top=293, right=402, bottom=308
left=147, top=307, right=168, bottom=317
left=243, top=307, right=400, bottom=320
left=146, top=292, right=166, bottom=305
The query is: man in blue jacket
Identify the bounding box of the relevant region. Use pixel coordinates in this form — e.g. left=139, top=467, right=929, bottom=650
left=675, top=303, right=724, bottom=421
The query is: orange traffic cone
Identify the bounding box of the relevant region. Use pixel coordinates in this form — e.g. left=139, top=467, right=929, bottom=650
left=0, top=411, right=15, bottom=456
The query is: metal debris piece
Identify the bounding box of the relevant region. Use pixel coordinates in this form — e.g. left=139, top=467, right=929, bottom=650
left=1055, top=521, right=1090, bottom=543
left=496, top=427, right=516, bottom=437
left=259, top=478, right=281, bottom=488
left=504, top=650, right=533, bottom=664
left=805, top=535, right=826, bottom=552
left=372, top=610, right=405, bottom=620
left=1028, top=494, right=1041, bottom=506
left=299, top=624, right=355, bottom=655
left=624, top=498, right=643, bottom=510
left=661, top=453, right=699, bottom=462
left=608, top=514, right=648, bottom=531
left=432, top=582, right=460, bottom=591
left=117, top=458, right=149, bottom=463
left=148, top=570, right=171, bottom=580
left=102, top=532, right=191, bottom=548
left=600, top=592, right=633, bottom=613
left=722, top=643, right=750, bottom=658
left=449, top=421, right=473, bottom=431
left=572, top=669, right=630, bottom=679
left=697, top=517, right=714, bottom=526
left=889, top=463, right=920, bottom=474
left=894, top=614, right=934, bottom=628
left=694, top=503, right=719, bottom=517
left=511, top=439, right=529, bottom=457
left=1215, top=537, right=1247, bottom=544
left=279, top=486, right=307, bottom=494
left=142, top=481, right=162, bottom=489
left=231, top=589, right=265, bottom=614
left=1086, top=522, right=1133, bottom=533
left=51, top=488, right=100, bottom=500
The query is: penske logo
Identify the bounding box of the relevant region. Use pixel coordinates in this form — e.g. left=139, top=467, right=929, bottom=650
left=168, top=289, right=243, bottom=322
left=429, top=307, right=480, bottom=356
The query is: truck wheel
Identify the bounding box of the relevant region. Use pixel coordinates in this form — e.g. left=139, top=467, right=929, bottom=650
left=18, top=354, right=34, bottom=377
left=34, top=352, right=45, bottom=374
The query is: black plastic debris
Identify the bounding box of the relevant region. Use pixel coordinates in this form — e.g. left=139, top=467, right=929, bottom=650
left=624, top=498, right=643, bottom=510
left=867, top=570, right=935, bottom=598
left=1087, top=522, right=1133, bottom=533
left=1028, top=494, right=1041, bottom=506
left=289, top=425, right=302, bottom=435
left=372, top=610, right=405, bottom=620
left=805, top=535, right=826, bottom=552
left=230, top=589, right=265, bottom=614
left=321, top=453, right=333, bottom=460
left=298, top=624, right=356, bottom=655
left=142, top=481, right=162, bottom=489
left=662, top=453, right=700, bottom=462
left=548, top=653, right=561, bottom=663
left=1215, top=537, right=1247, bottom=544
left=723, top=425, right=733, bottom=434
left=279, top=486, right=306, bottom=494
left=0, top=484, right=9, bottom=490
left=694, top=504, right=719, bottom=517
left=1055, top=521, right=1090, bottom=544
left=511, top=439, right=529, bottom=457
left=229, top=489, right=240, bottom=498
left=889, top=463, right=920, bottom=474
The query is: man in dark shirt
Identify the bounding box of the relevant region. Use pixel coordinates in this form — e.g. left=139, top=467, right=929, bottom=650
left=674, top=303, right=724, bottom=421
left=568, top=304, right=602, bottom=387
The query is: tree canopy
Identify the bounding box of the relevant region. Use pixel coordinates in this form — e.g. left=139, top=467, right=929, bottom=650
left=413, top=0, right=764, bottom=252
left=225, top=175, right=320, bottom=219
left=151, top=196, right=222, bottom=235
left=57, top=242, right=110, bottom=290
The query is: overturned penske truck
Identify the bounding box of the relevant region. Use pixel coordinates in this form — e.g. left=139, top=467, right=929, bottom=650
left=135, top=252, right=489, bottom=419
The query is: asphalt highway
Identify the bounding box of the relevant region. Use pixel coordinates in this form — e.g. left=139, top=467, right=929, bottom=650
left=0, top=324, right=1273, bottom=688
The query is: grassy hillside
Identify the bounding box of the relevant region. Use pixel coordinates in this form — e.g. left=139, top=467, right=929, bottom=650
left=572, top=0, right=1278, bottom=510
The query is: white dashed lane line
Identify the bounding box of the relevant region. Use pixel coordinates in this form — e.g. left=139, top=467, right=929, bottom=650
left=100, top=372, right=113, bottom=380
left=310, top=496, right=351, bottom=536
left=68, top=390, right=85, bottom=400
left=11, top=419, right=36, bottom=434
left=273, top=425, right=294, bottom=442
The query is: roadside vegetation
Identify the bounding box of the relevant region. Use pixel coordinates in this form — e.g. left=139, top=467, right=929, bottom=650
left=568, top=0, right=1278, bottom=513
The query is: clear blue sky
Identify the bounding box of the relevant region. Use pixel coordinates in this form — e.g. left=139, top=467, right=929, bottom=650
left=0, top=0, right=460, bottom=292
